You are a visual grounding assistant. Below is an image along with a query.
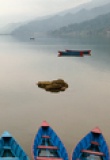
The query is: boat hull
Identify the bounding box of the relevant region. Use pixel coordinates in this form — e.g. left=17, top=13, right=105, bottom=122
left=0, top=131, right=29, bottom=160
left=72, top=127, right=109, bottom=160
left=58, top=51, right=83, bottom=57
left=32, top=121, right=68, bottom=160
left=65, top=50, right=91, bottom=56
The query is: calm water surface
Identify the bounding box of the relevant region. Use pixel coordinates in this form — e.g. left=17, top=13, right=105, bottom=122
left=0, top=36, right=110, bottom=159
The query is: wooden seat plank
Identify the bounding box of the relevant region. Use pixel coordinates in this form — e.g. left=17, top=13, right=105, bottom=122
left=37, top=146, right=58, bottom=150
left=81, top=149, right=104, bottom=156
left=36, top=157, right=62, bottom=160
left=42, top=136, right=50, bottom=139
left=91, top=141, right=99, bottom=146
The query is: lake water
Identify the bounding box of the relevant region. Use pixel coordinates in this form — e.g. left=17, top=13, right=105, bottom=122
left=0, top=35, right=110, bottom=159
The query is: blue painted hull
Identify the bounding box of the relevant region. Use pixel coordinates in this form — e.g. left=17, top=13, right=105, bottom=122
left=58, top=51, right=83, bottom=57
left=66, top=50, right=91, bottom=56
left=0, top=131, right=29, bottom=160
left=32, top=121, right=68, bottom=160
left=72, top=127, right=109, bottom=160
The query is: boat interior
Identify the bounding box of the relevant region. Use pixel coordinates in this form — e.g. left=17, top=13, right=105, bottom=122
left=34, top=124, right=68, bottom=160
left=37, top=136, right=60, bottom=158
left=72, top=131, right=108, bottom=160
left=0, top=137, right=27, bottom=160
left=81, top=154, right=103, bottom=160
left=81, top=142, right=104, bottom=160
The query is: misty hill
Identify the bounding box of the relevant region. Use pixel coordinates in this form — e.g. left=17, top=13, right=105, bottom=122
left=58, top=0, right=110, bottom=15
left=50, top=12, right=110, bottom=37
left=0, top=23, right=24, bottom=34
left=12, top=2, right=110, bottom=37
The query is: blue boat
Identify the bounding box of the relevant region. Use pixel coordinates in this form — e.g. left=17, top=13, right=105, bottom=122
left=72, top=127, right=109, bottom=160
left=0, top=131, right=29, bottom=160
left=58, top=51, right=83, bottom=57
left=65, top=50, right=91, bottom=56
left=32, top=121, right=68, bottom=160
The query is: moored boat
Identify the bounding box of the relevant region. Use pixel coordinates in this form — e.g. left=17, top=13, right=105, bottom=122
left=32, top=121, right=68, bottom=160
left=65, top=49, right=91, bottom=56
left=58, top=51, right=83, bottom=57
left=0, top=131, right=29, bottom=160
left=30, top=37, right=35, bottom=40
left=71, top=127, right=109, bottom=160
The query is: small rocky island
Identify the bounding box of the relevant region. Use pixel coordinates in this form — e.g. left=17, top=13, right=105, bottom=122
left=37, top=79, right=68, bottom=93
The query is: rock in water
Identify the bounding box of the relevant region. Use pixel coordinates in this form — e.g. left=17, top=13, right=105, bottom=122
left=37, top=81, right=51, bottom=88
left=37, top=79, right=68, bottom=93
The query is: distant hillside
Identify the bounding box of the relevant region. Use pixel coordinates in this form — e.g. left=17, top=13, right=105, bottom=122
left=12, top=3, right=110, bottom=37
left=58, top=0, right=110, bottom=15
left=0, top=23, right=23, bottom=34
left=50, top=12, right=110, bottom=37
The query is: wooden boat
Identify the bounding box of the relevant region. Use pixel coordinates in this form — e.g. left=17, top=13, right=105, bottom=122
left=32, top=121, right=68, bottom=160
left=0, top=131, right=29, bottom=160
left=72, top=127, right=109, bottom=160
left=65, top=50, right=91, bottom=56
left=30, top=37, right=35, bottom=40
left=58, top=51, right=83, bottom=57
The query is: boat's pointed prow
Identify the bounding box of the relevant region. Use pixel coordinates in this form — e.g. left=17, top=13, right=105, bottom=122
left=91, top=127, right=102, bottom=134
left=1, top=131, right=12, bottom=137
left=71, top=127, right=109, bottom=160
left=41, top=120, right=49, bottom=127
left=0, top=131, right=29, bottom=160
left=33, top=121, right=69, bottom=160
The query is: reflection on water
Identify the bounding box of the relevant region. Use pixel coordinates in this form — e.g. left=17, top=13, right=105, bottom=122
left=0, top=36, right=110, bottom=159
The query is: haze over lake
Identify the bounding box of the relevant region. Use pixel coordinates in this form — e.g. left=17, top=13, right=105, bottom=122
left=0, top=35, right=110, bottom=159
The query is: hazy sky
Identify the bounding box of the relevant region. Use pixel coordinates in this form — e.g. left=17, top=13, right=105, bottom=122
left=0, top=0, right=91, bottom=27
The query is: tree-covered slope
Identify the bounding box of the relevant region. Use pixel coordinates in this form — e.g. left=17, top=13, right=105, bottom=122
left=12, top=3, right=110, bottom=37
left=50, top=12, right=110, bottom=37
